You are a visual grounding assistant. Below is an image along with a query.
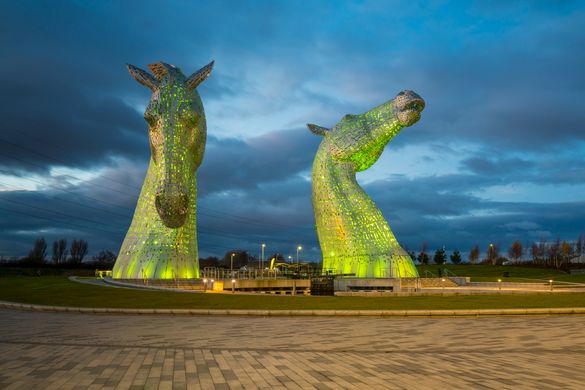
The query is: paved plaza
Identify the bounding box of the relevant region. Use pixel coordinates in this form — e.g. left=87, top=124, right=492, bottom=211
left=1, top=309, right=584, bottom=389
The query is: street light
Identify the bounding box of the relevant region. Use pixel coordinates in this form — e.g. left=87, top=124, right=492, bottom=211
left=203, top=278, right=208, bottom=292
left=231, top=279, right=236, bottom=294
left=230, top=253, right=235, bottom=277
left=297, top=246, right=302, bottom=277
left=549, top=279, right=553, bottom=292
left=498, top=278, right=502, bottom=291
left=261, top=243, right=266, bottom=277
left=441, top=278, right=445, bottom=292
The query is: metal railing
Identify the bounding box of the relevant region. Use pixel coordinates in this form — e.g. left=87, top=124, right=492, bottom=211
left=95, top=270, right=112, bottom=278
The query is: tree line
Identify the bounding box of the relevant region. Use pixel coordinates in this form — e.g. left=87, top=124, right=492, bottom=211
left=409, top=234, right=585, bottom=270
left=11, top=237, right=117, bottom=268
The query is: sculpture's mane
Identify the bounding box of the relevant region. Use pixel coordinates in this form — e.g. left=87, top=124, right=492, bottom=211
left=148, top=62, right=182, bottom=82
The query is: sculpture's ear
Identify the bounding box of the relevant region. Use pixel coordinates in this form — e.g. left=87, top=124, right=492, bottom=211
left=127, top=64, right=159, bottom=91
left=185, top=60, right=215, bottom=90
left=307, top=123, right=330, bottom=136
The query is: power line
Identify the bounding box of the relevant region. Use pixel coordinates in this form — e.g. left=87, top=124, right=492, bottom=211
left=0, top=191, right=274, bottom=242
left=0, top=137, right=137, bottom=190
left=0, top=207, right=125, bottom=235
left=0, top=170, right=131, bottom=213
left=0, top=151, right=138, bottom=198
left=0, top=138, right=316, bottom=231
left=0, top=179, right=130, bottom=219
left=0, top=197, right=119, bottom=229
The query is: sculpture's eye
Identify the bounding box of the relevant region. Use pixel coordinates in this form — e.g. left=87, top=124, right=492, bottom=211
left=181, top=111, right=199, bottom=128
left=144, top=112, right=157, bottom=127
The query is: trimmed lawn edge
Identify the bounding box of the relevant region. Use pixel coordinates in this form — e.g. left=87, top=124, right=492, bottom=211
left=2, top=300, right=585, bottom=317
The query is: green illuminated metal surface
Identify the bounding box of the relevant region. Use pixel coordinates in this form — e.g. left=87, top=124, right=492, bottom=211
left=113, top=61, right=214, bottom=279
left=309, top=90, right=425, bottom=278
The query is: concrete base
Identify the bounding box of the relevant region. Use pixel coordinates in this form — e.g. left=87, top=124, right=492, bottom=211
left=225, top=279, right=310, bottom=295
left=334, top=278, right=400, bottom=292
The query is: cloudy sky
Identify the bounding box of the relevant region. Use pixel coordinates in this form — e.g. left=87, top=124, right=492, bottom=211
left=1, top=0, right=583, bottom=261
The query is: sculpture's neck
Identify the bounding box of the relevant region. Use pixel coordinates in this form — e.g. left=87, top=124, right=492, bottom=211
left=312, top=142, right=395, bottom=244
left=312, top=143, right=409, bottom=277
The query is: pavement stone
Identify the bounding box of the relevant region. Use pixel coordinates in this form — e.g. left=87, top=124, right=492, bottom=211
left=1, top=309, right=585, bottom=388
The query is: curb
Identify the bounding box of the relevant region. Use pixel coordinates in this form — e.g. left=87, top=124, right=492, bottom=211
left=1, top=300, right=585, bottom=317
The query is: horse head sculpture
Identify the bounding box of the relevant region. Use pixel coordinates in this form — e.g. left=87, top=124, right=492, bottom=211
left=113, top=61, right=213, bottom=280
left=127, top=61, right=213, bottom=228
left=309, top=90, right=425, bottom=278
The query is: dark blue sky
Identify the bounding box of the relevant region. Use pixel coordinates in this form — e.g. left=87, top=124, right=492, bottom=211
left=1, top=0, right=584, bottom=260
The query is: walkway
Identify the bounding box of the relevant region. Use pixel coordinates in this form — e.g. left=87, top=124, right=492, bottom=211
left=1, top=309, right=584, bottom=388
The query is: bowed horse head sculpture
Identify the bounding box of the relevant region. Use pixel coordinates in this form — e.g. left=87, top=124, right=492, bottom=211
left=309, top=90, right=425, bottom=278
left=127, top=61, right=213, bottom=228
left=113, top=60, right=213, bottom=280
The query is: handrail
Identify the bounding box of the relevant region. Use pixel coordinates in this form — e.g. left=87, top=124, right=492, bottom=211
left=443, top=268, right=458, bottom=278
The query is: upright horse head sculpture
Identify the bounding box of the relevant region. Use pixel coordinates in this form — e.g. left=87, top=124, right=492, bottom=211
left=113, top=61, right=213, bottom=279
left=309, top=90, right=425, bottom=278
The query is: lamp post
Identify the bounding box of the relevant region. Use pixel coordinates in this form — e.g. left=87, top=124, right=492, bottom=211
left=297, top=246, right=302, bottom=277
left=441, top=278, right=445, bottom=292
left=231, top=279, right=236, bottom=294
left=230, top=253, right=235, bottom=278
left=498, top=278, right=502, bottom=291
left=203, top=278, right=207, bottom=292
left=549, top=279, right=553, bottom=292
left=261, top=243, right=266, bottom=277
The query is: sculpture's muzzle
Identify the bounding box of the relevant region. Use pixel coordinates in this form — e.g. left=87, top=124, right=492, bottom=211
left=394, top=90, right=425, bottom=126
left=155, top=186, right=189, bottom=228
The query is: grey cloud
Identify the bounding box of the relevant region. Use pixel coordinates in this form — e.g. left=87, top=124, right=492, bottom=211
left=198, top=128, right=320, bottom=196
left=1, top=0, right=584, bottom=260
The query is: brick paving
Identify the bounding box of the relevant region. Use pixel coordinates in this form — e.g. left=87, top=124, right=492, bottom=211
left=1, top=309, right=584, bottom=389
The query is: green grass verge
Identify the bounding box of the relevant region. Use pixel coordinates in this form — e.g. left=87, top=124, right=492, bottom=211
left=2, top=277, right=585, bottom=311
left=416, top=264, right=584, bottom=283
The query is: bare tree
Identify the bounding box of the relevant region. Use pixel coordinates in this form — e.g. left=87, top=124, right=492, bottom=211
left=530, top=242, right=542, bottom=264
left=417, top=242, right=429, bottom=265
left=576, top=234, right=584, bottom=259
left=530, top=239, right=547, bottom=265
left=546, top=238, right=561, bottom=269
left=91, top=250, right=116, bottom=268
left=51, top=239, right=67, bottom=265
left=560, top=240, right=573, bottom=268
left=27, top=238, right=47, bottom=264
left=69, top=239, right=88, bottom=264
left=508, top=240, right=523, bottom=263
left=469, top=245, right=480, bottom=265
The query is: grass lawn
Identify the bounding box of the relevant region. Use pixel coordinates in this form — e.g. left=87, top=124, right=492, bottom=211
left=416, top=264, right=581, bottom=283
left=2, top=276, right=585, bottom=311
